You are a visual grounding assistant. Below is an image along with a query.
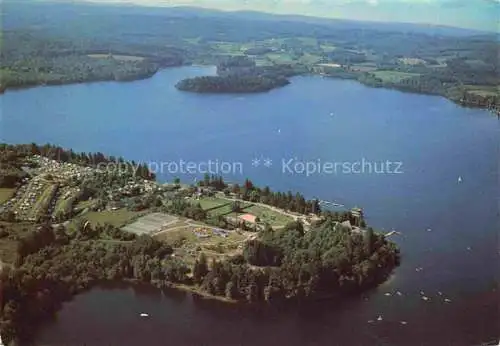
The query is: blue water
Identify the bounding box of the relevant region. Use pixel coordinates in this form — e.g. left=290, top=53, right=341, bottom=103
left=1, top=66, right=498, bottom=345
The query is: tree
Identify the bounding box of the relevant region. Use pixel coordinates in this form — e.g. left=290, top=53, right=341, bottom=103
left=231, top=201, right=242, bottom=213
left=225, top=280, right=237, bottom=300
left=192, top=253, right=209, bottom=284
left=244, top=179, right=254, bottom=191
left=364, top=227, right=375, bottom=256
left=232, top=184, right=241, bottom=194
left=246, top=280, right=258, bottom=302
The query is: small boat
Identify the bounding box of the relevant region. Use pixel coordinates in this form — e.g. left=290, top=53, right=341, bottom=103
left=400, top=321, right=408, bottom=325
left=277, top=129, right=281, bottom=134
left=140, top=313, right=149, bottom=317
left=444, top=298, right=452, bottom=303
left=458, top=176, right=463, bottom=183
left=377, top=315, right=383, bottom=321
left=330, top=112, right=334, bottom=116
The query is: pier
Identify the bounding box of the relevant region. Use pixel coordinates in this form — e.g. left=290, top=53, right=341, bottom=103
left=318, top=200, right=345, bottom=208
left=385, top=230, right=402, bottom=237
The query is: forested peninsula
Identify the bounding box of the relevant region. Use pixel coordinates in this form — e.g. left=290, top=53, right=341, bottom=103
left=0, top=143, right=400, bottom=345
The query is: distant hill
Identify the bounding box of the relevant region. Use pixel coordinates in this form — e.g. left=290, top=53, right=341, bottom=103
left=3, top=0, right=491, bottom=37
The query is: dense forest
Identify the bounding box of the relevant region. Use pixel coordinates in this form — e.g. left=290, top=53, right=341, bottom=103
left=0, top=222, right=182, bottom=344
left=177, top=57, right=305, bottom=93
left=0, top=31, right=184, bottom=91
left=0, top=213, right=399, bottom=344
left=200, top=219, right=400, bottom=302
left=176, top=75, right=290, bottom=93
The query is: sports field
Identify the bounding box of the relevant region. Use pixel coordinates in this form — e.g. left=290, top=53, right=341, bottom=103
left=121, top=213, right=179, bottom=235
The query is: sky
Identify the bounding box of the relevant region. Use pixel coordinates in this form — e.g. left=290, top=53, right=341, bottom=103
left=74, top=0, right=499, bottom=32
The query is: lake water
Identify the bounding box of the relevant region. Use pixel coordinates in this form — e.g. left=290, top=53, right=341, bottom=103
left=1, top=66, right=498, bottom=346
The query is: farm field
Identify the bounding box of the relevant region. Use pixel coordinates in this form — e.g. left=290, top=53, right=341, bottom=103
left=463, top=85, right=500, bottom=97
left=192, top=197, right=229, bottom=211
left=299, top=53, right=323, bottom=65
left=74, top=199, right=96, bottom=213
left=371, top=70, right=421, bottom=83
left=265, top=52, right=296, bottom=64
left=53, top=188, right=79, bottom=216
left=209, top=41, right=245, bottom=56
left=0, top=188, right=16, bottom=204
left=320, top=44, right=336, bottom=52
left=81, top=209, right=144, bottom=228
left=29, top=184, right=58, bottom=221
left=0, top=222, right=34, bottom=264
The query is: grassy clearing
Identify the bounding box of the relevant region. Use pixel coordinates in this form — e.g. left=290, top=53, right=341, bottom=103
left=463, top=85, right=499, bottom=98
left=192, top=197, right=230, bottom=211
left=320, top=44, right=336, bottom=52
left=30, top=184, right=58, bottom=220
left=265, top=53, right=296, bottom=64
left=299, top=53, right=323, bottom=65
left=154, top=226, right=198, bottom=244
left=372, top=71, right=420, bottom=83
left=0, top=239, right=18, bottom=264
left=81, top=209, right=144, bottom=228
left=0, top=188, right=15, bottom=204
left=53, top=189, right=79, bottom=215
left=255, top=58, right=273, bottom=66
left=74, top=199, right=96, bottom=212
left=207, top=204, right=234, bottom=218
left=154, top=224, right=247, bottom=265
left=240, top=205, right=293, bottom=227
left=0, top=222, right=35, bottom=264
left=351, top=63, right=378, bottom=72
left=210, top=42, right=245, bottom=56
left=297, top=37, right=318, bottom=46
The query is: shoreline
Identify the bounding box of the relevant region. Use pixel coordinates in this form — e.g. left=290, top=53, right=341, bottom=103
left=1, top=64, right=497, bottom=115
left=164, top=282, right=238, bottom=303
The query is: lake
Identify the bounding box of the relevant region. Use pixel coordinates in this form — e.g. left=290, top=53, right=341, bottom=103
left=1, top=66, right=498, bottom=346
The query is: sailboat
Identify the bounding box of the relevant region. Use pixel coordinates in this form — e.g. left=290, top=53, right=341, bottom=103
left=458, top=176, right=463, bottom=183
